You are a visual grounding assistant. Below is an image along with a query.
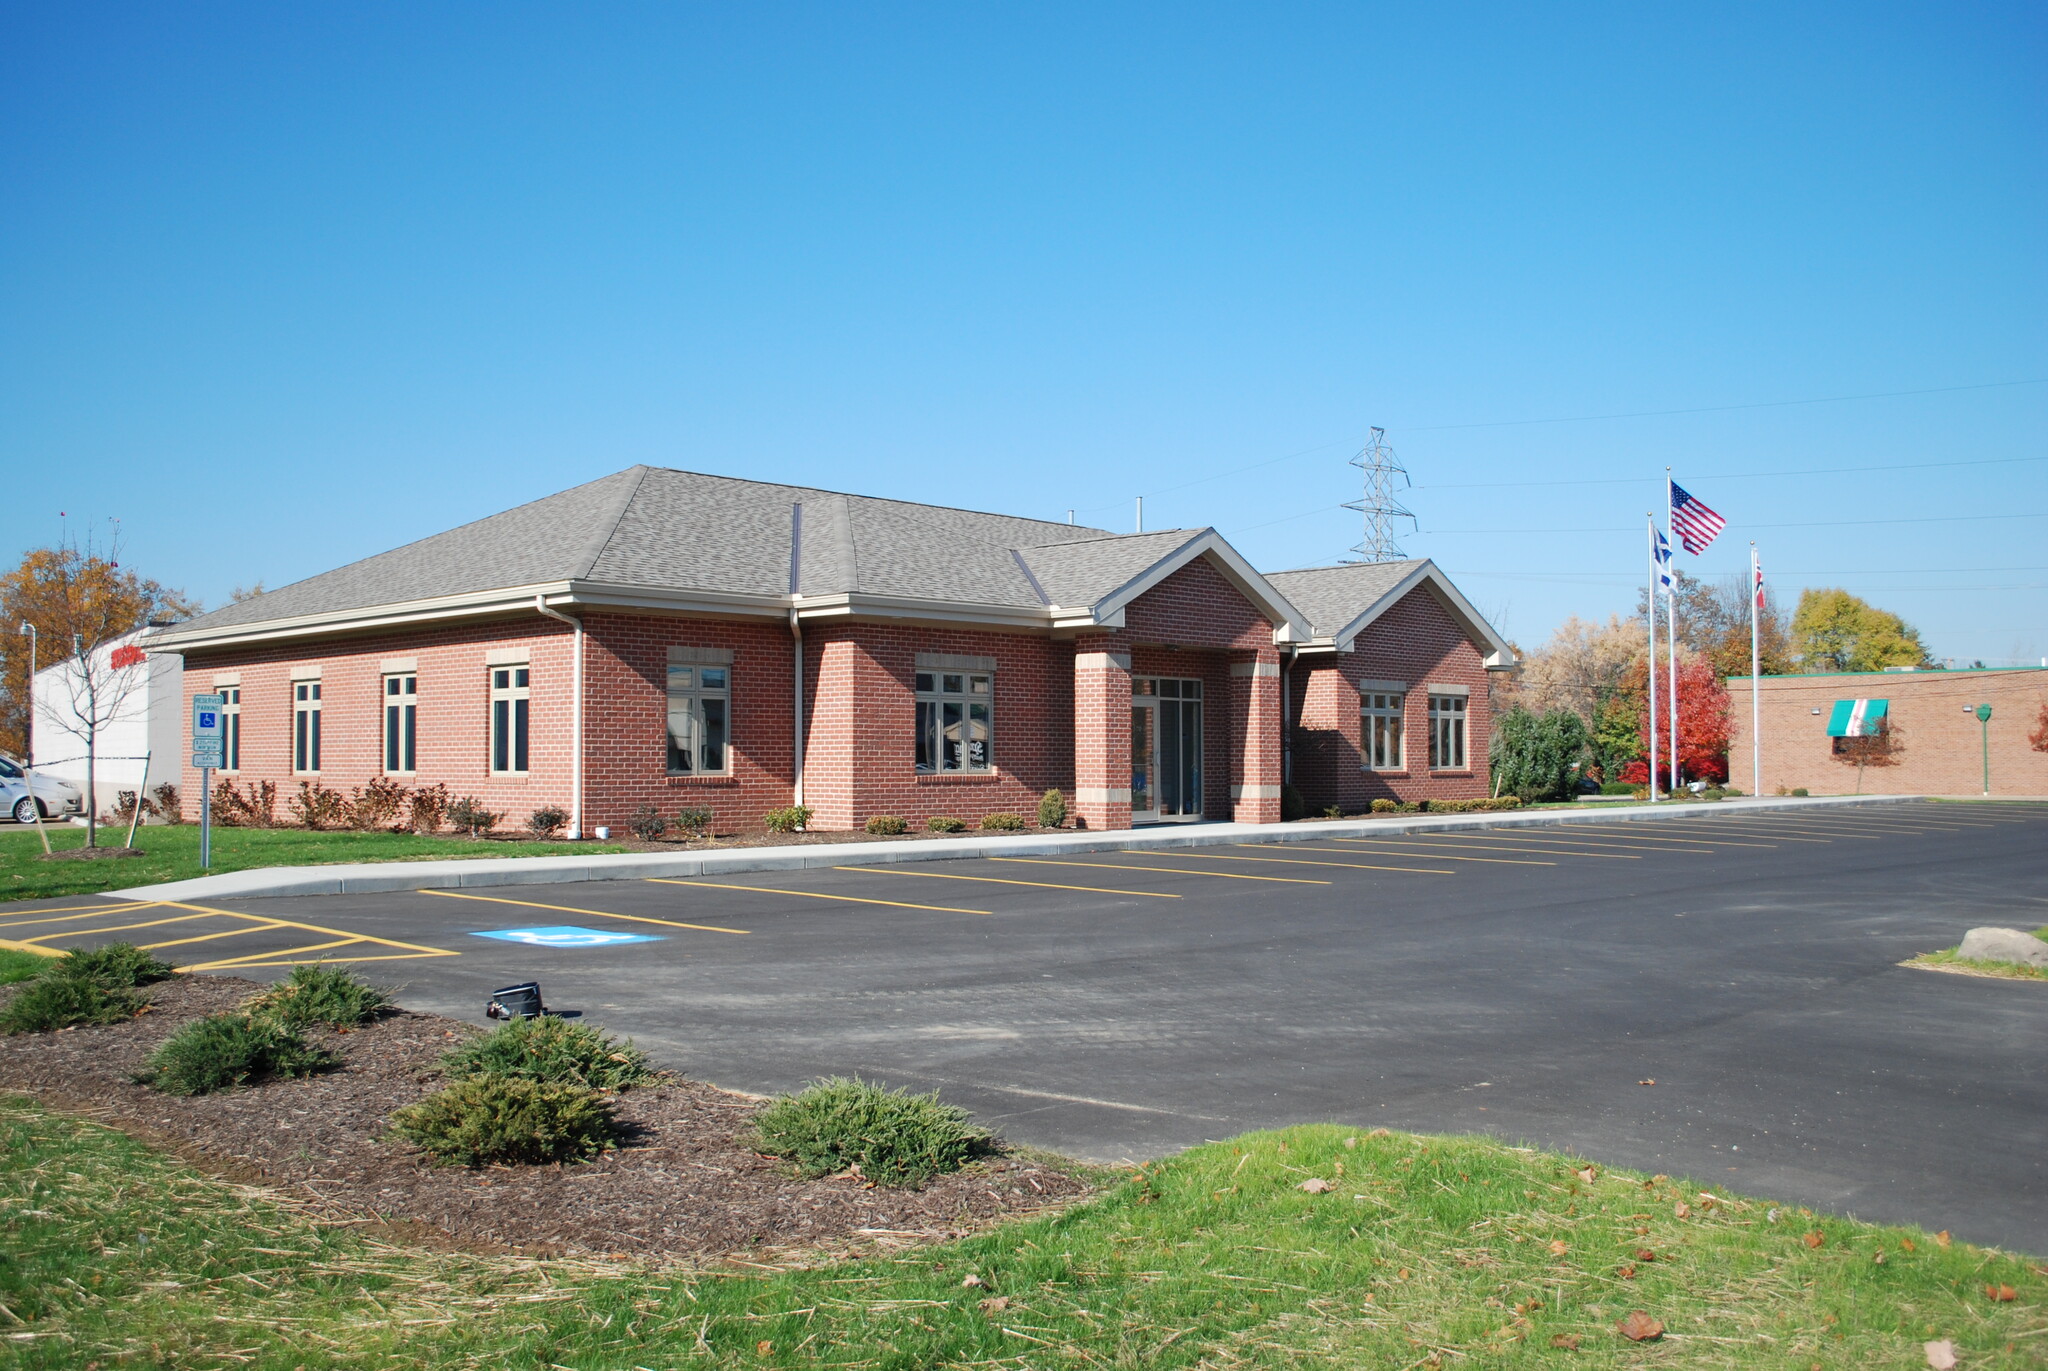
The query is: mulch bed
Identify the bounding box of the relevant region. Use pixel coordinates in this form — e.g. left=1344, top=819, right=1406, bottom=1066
left=0, top=974, right=1092, bottom=1265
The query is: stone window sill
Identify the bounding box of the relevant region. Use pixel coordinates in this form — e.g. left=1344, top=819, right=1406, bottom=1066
left=916, top=772, right=1001, bottom=785
left=1363, top=769, right=1411, bottom=778
left=1430, top=769, right=1475, bottom=777
left=665, top=775, right=738, bottom=787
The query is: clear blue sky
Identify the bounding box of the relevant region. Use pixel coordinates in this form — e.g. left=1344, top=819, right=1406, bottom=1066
left=5, top=4, right=2043, bottom=662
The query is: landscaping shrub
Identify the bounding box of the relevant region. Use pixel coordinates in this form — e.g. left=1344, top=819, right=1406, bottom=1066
left=406, top=782, right=451, bottom=833
left=865, top=815, right=908, bottom=835
left=628, top=804, right=669, bottom=841
left=287, top=780, right=348, bottom=831
left=0, top=976, right=142, bottom=1034
left=926, top=815, right=967, bottom=833
left=447, top=796, right=503, bottom=837
left=764, top=805, right=813, bottom=833
left=979, top=812, right=1025, bottom=831
left=752, top=1076, right=988, bottom=1188
left=52, top=941, right=177, bottom=988
left=1370, top=798, right=1397, bottom=813
left=1038, top=788, right=1068, bottom=830
left=347, top=777, right=411, bottom=831
left=438, top=1014, right=658, bottom=1090
left=1791, top=787, right=1809, bottom=797
left=390, top=1075, right=618, bottom=1166
left=1279, top=784, right=1304, bottom=822
left=526, top=805, right=570, bottom=838
left=672, top=806, right=714, bottom=838
left=151, top=781, right=183, bottom=825
left=245, top=964, right=391, bottom=1029
left=211, top=777, right=278, bottom=828
left=1489, top=706, right=1593, bottom=803
left=137, top=1013, right=337, bottom=1095
left=110, top=790, right=158, bottom=825
left=1322, top=805, right=1343, bottom=820
left=1599, top=780, right=1636, bottom=796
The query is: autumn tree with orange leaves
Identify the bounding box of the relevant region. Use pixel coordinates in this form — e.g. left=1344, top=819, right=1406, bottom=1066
left=1, top=522, right=198, bottom=844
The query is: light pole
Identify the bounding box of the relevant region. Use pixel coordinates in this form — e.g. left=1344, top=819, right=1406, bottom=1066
left=16, top=623, right=32, bottom=767
left=1975, top=703, right=1993, bottom=796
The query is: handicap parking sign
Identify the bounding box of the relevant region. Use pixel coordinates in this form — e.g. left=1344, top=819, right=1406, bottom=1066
left=469, top=925, right=661, bottom=948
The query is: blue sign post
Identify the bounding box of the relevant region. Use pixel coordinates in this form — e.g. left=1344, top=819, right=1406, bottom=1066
left=192, top=694, right=226, bottom=870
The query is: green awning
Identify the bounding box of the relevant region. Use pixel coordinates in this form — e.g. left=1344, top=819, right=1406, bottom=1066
left=1825, top=698, right=1889, bottom=737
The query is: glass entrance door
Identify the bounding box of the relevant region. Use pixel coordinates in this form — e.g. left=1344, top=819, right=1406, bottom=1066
left=1132, top=677, right=1203, bottom=821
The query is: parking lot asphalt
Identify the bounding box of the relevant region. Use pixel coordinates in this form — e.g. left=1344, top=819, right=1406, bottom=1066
left=4, top=799, right=2044, bottom=1251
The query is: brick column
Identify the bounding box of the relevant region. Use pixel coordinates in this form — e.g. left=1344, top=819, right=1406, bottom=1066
left=1229, top=651, right=1283, bottom=823
left=1072, top=646, right=1132, bottom=830
left=800, top=634, right=864, bottom=830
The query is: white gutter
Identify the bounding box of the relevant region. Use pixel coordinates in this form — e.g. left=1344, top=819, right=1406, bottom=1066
left=532, top=595, right=585, bottom=840
left=789, top=502, right=805, bottom=809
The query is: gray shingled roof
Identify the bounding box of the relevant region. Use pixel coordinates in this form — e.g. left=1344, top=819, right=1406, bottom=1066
left=1263, top=560, right=1430, bottom=638
left=168, top=466, right=1198, bottom=635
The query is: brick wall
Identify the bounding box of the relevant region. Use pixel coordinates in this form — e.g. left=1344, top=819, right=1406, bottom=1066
left=1729, top=668, right=2048, bottom=797
left=178, top=617, right=577, bottom=826
left=1288, top=584, right=1495, bottom=809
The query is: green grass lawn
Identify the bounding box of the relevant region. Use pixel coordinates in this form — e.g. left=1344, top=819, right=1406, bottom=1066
left=2, top=1098, right=2038, bottom=1369
left=1905, top=926, right=2048, bottom=982
left=0, top=824, right=624, bottom=902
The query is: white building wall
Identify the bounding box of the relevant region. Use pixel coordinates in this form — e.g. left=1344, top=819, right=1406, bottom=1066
left=30, top=630, right=184, bottom=808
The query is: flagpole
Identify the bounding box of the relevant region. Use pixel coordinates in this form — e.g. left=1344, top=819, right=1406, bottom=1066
left=1750, top=541, right=1761, bottom=797
left=1666, top=469, right=1680, bottom=795
left=1645, top=514, right=1661, bottom=802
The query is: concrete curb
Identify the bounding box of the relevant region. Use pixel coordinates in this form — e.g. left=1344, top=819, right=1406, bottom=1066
left=101, top=793, right=1925, bottom=903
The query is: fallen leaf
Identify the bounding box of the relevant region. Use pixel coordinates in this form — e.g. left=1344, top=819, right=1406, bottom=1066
left=1368, top=1127, right=1391, bottom=1137
left=1298, top=1178, right=1333, bottom=1194
left=1575, top=1166, right=1597, bottom=1183
left=1615, top=1311, right=1665, bottom=1342
left=1901, top=1238, right=1917, bottom=1252
left=1872, top=1250, right=1887, bottom=1265
left=1638, top=1079, right=1656, bottom=1086
left=978, top=1296, right=1010, bottom=1313
left=1674, top=1202, right=1691, bottom=1219
left=1398, top=1268, right=1410, bottom=1280
left=1549, top=1240, right=1569, bottom=1255
left=961, top=1274, right=986, bottom=1288
left=1804, top=1232, right=1826, bottom=1249
left=1617, top=1264, right=1637, bottom=1280
left=1549, top=1333, right=1582, bottom=1350
left=1345, top=1136, right=1359, bottom=1149
left=1985, top=1284, right=2017, bottom=1302
left=1935, top=1230, right=1952, bottom=1249
left=756, top=1341, right=775, bottom=1355
left=1924, top=1339, right=1958, bottom=1370
left=1651, top=1174, right=1670, bottom=1185
left=1766, top=1207, right=1780, bottom=1224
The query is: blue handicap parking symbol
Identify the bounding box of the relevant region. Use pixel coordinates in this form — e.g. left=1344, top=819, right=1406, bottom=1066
left=198, top=712, right=217, bottom=728
left=469, top=925, right=661, bottom=948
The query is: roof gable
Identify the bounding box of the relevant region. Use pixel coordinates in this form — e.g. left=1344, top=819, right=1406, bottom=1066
left=1265, top=560, right=1515, bottom=666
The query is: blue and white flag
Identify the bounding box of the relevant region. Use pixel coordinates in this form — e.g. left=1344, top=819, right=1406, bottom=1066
left=1653, top=525, right=1673, bottom=589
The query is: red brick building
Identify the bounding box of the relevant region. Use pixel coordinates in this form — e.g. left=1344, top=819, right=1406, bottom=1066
left=1729, top=667, right=2048, bottom=797
left=152, top=468, right=1515, bottom=835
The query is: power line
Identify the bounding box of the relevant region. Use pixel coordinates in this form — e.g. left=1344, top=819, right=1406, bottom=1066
left=1418, top=511, right=2048, bottom=535
left=1402, top=377, right=2048, bottom=433
left=1411, top=453, right=2048, bottom=492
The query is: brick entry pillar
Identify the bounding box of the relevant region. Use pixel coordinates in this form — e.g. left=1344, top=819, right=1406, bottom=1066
left=1073, top=646, right=1132, bottom=830
left=1229, top=651, right=1283, bottom=823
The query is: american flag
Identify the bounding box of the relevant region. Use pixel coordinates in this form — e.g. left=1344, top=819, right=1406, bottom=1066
left=1669, top=482, right=1726, bottom=554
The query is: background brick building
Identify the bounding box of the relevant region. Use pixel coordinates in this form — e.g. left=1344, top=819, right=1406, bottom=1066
left=150, top=467, right=1516, bottom=835
left=1729, top=667, right=2048, bottom=797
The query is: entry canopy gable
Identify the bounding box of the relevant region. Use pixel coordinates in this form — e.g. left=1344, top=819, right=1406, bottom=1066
left=1266, top=560, right=1516, bottom=669
left=1825, top=698, right=1889, bottom=737
left=1023, top=528, right=1308, bottom=641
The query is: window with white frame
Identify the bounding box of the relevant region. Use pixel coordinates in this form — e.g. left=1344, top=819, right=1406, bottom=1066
left=384, top=673, right=417, bottom=773
left=666, top=663, right=729, bottom=774
left=1360, top=690, right=1405, bottom=769
left=221, top=688, right=242, bottom=772
left=1428, top=693, right=1467, bottom=769
left=292, top=682, right=322, bottom=773
left=490, top=666, right=529, bottom=775
left=915, top=670, right=991, bottom=772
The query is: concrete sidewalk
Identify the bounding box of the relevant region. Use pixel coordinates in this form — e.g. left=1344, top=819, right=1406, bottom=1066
left=105, top=793, right=1923, bottom=902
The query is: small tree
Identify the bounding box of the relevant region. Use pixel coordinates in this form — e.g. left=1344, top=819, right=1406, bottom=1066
left=1831, top=720, right=1902, bottom=794
left=1489, top=707, right=1590, bottom=802
left=2029, top=700, right=2048, bottom=754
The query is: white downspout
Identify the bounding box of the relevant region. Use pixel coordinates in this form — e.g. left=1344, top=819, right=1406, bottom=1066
left=790, top=608, right=805, bottom=809
left=534, top=595, right=584, bottom=839
left=789, top=501, right=805, bottom=809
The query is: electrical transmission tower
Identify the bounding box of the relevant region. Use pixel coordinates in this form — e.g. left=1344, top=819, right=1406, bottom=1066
left=1344, top=427, right=1416, bottom=561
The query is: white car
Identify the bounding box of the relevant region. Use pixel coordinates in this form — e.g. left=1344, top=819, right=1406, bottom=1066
left=0, top=756, right=84, bottom=824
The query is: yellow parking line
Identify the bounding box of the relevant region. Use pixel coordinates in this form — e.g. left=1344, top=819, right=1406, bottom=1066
left=0, top=902, right=166, bottom=932
left=1455, top=831, right=1744, bottom=852
left=427, top=888, right=750, bottom=934
left=1344, top=836, right=1638, bottom=860
left=0, top=900, right=156, bottom=923
left=1617, top=822, right=1830, bottom=844
left=989, top=857, right=1329, bottom=885
left=156, top=900, right=460, bottom=962
left=1260, top=843, right=1556, bottom=867
left=16, top=911, right=224, bottom=944
left=185, top=938, right=369, bottom=971
left=0, top=936, right=62, bottom=959
left=1695, top=820, right=1885, bottom=839
left=647, top=878, right=990, bottom=915
left=835, top=866, right=1182, bottom=898
left=140, top=922, right=295, bottom=953
left=1171, top=850, right=1456, bottom=876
